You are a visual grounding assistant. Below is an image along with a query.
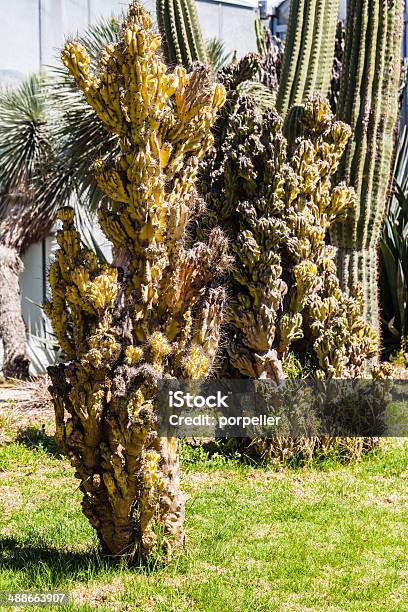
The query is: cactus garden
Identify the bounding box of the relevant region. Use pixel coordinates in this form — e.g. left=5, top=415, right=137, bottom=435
left=0, top=0, right=407, bottom=609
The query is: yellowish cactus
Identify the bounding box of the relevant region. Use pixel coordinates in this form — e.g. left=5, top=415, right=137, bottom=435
left=47, top=3, right=228, bottom=563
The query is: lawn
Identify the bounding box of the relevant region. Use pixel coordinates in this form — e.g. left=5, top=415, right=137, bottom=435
left=0, top=410, right=407, bottom=611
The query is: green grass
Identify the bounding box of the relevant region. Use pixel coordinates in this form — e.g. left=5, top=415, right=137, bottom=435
left=0, top=435, right=407, bottom=611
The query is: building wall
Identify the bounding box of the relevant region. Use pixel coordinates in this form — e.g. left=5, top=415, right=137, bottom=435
left=0, top=0, right=257, bottom=84
left=0, top=0, right=258, bottom=374
left=197, top=0, right=257, bottom=58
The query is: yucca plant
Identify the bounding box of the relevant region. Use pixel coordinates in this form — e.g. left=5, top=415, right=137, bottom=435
left=0, top=17, right=123, bottom=379
left=0, top=75, right=75, bottom=378
left=206, top=38, right=232, bottom=73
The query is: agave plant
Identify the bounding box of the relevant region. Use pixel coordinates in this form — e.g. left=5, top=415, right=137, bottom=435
left=381, top=126, right=408, bottom=350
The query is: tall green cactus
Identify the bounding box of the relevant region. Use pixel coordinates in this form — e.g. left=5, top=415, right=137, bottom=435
left=276, top=0, right=340, bottom=116
left=156, top=0, right=208, bottom=66
left=331, top=0, right=403, bottom=331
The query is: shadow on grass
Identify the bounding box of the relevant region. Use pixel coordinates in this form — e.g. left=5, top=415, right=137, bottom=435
left=0, top=535, right=170, bottom=585
left=0, top=535, right=112, bottom=585
left=15, top=426, right=62, bottom=458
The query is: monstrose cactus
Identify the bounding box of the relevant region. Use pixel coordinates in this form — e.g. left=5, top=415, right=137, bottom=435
left=200, top=90, right=378, bottom=380
left=45, top=2, right=228, bottom=562
left=255, top=19, right=284, bottom=94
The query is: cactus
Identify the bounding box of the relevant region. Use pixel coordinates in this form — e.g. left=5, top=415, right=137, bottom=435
left=329, top=20, right=345, bottom=113
left=45, top=2, right=228, bottom=562
left=156, top=0, right=208, bottom=67
left=198, top=89, right=378, bottom=465
left=331, top=0, right=404, bottom=331
left=255, top=19, right=284, bottom=93
left=200, top=90, right=378, bottom=380
left=276, top=0, right=340, bottom=117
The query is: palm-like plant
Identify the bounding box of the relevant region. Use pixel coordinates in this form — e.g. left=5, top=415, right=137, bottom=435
left=0, top=18, right=120, bottom=378
left=206, top=38, right=232, bottom=73
left=0, top=75, right=66, bottom=377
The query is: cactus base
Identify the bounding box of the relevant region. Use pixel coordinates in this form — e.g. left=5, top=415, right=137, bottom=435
left=335, top=247, right=380, bottom=331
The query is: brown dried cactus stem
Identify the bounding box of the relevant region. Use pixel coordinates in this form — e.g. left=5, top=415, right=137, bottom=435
left=0, top=195, right=53, bottom=379
left=255, top=20, right=284, bottom=92
left=46, top=2, right=228, bottom=562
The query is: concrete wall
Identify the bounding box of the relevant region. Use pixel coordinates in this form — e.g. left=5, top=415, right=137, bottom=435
left=0, top=0, right=258, bottom=84
left=0, top=0, right=258, bottom=374
left=197, top=0, right=257, bottom=58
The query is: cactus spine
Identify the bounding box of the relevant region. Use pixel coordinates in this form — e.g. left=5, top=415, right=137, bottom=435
left=276, top=0, right=340, bottom=116
left=46, top=2, right=228, bottom=562
left=331, top=0, right=403, bottom=331
left=156, top=0, right=208, bottom=66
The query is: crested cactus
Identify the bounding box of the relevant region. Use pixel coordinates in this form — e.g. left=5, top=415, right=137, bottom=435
left=156, top=0, right=208, bottom=67
left=200, top=91, right=377, bottom=380
left=46, top=2, right=228, bottom=562
left=331, top=0, right=404, bottom=332
left=276, top=0, right=340, bottom=117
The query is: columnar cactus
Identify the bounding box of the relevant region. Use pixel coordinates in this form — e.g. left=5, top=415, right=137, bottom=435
left=276, top=0, right=340, bottom=116
left=331, top=0, right=404, bottom=331
left=46, top=2, right=228, bottom=562
left=156, top=0, right=208, bottom=67
left=200, top=91, right=377, bottom=380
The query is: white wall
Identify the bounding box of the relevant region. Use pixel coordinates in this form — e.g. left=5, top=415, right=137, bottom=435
left=20, top=236, right=59, bottom=374
left=0, top=0, right=258, bottom=83
left=197, top=0, right=257, bottom=58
